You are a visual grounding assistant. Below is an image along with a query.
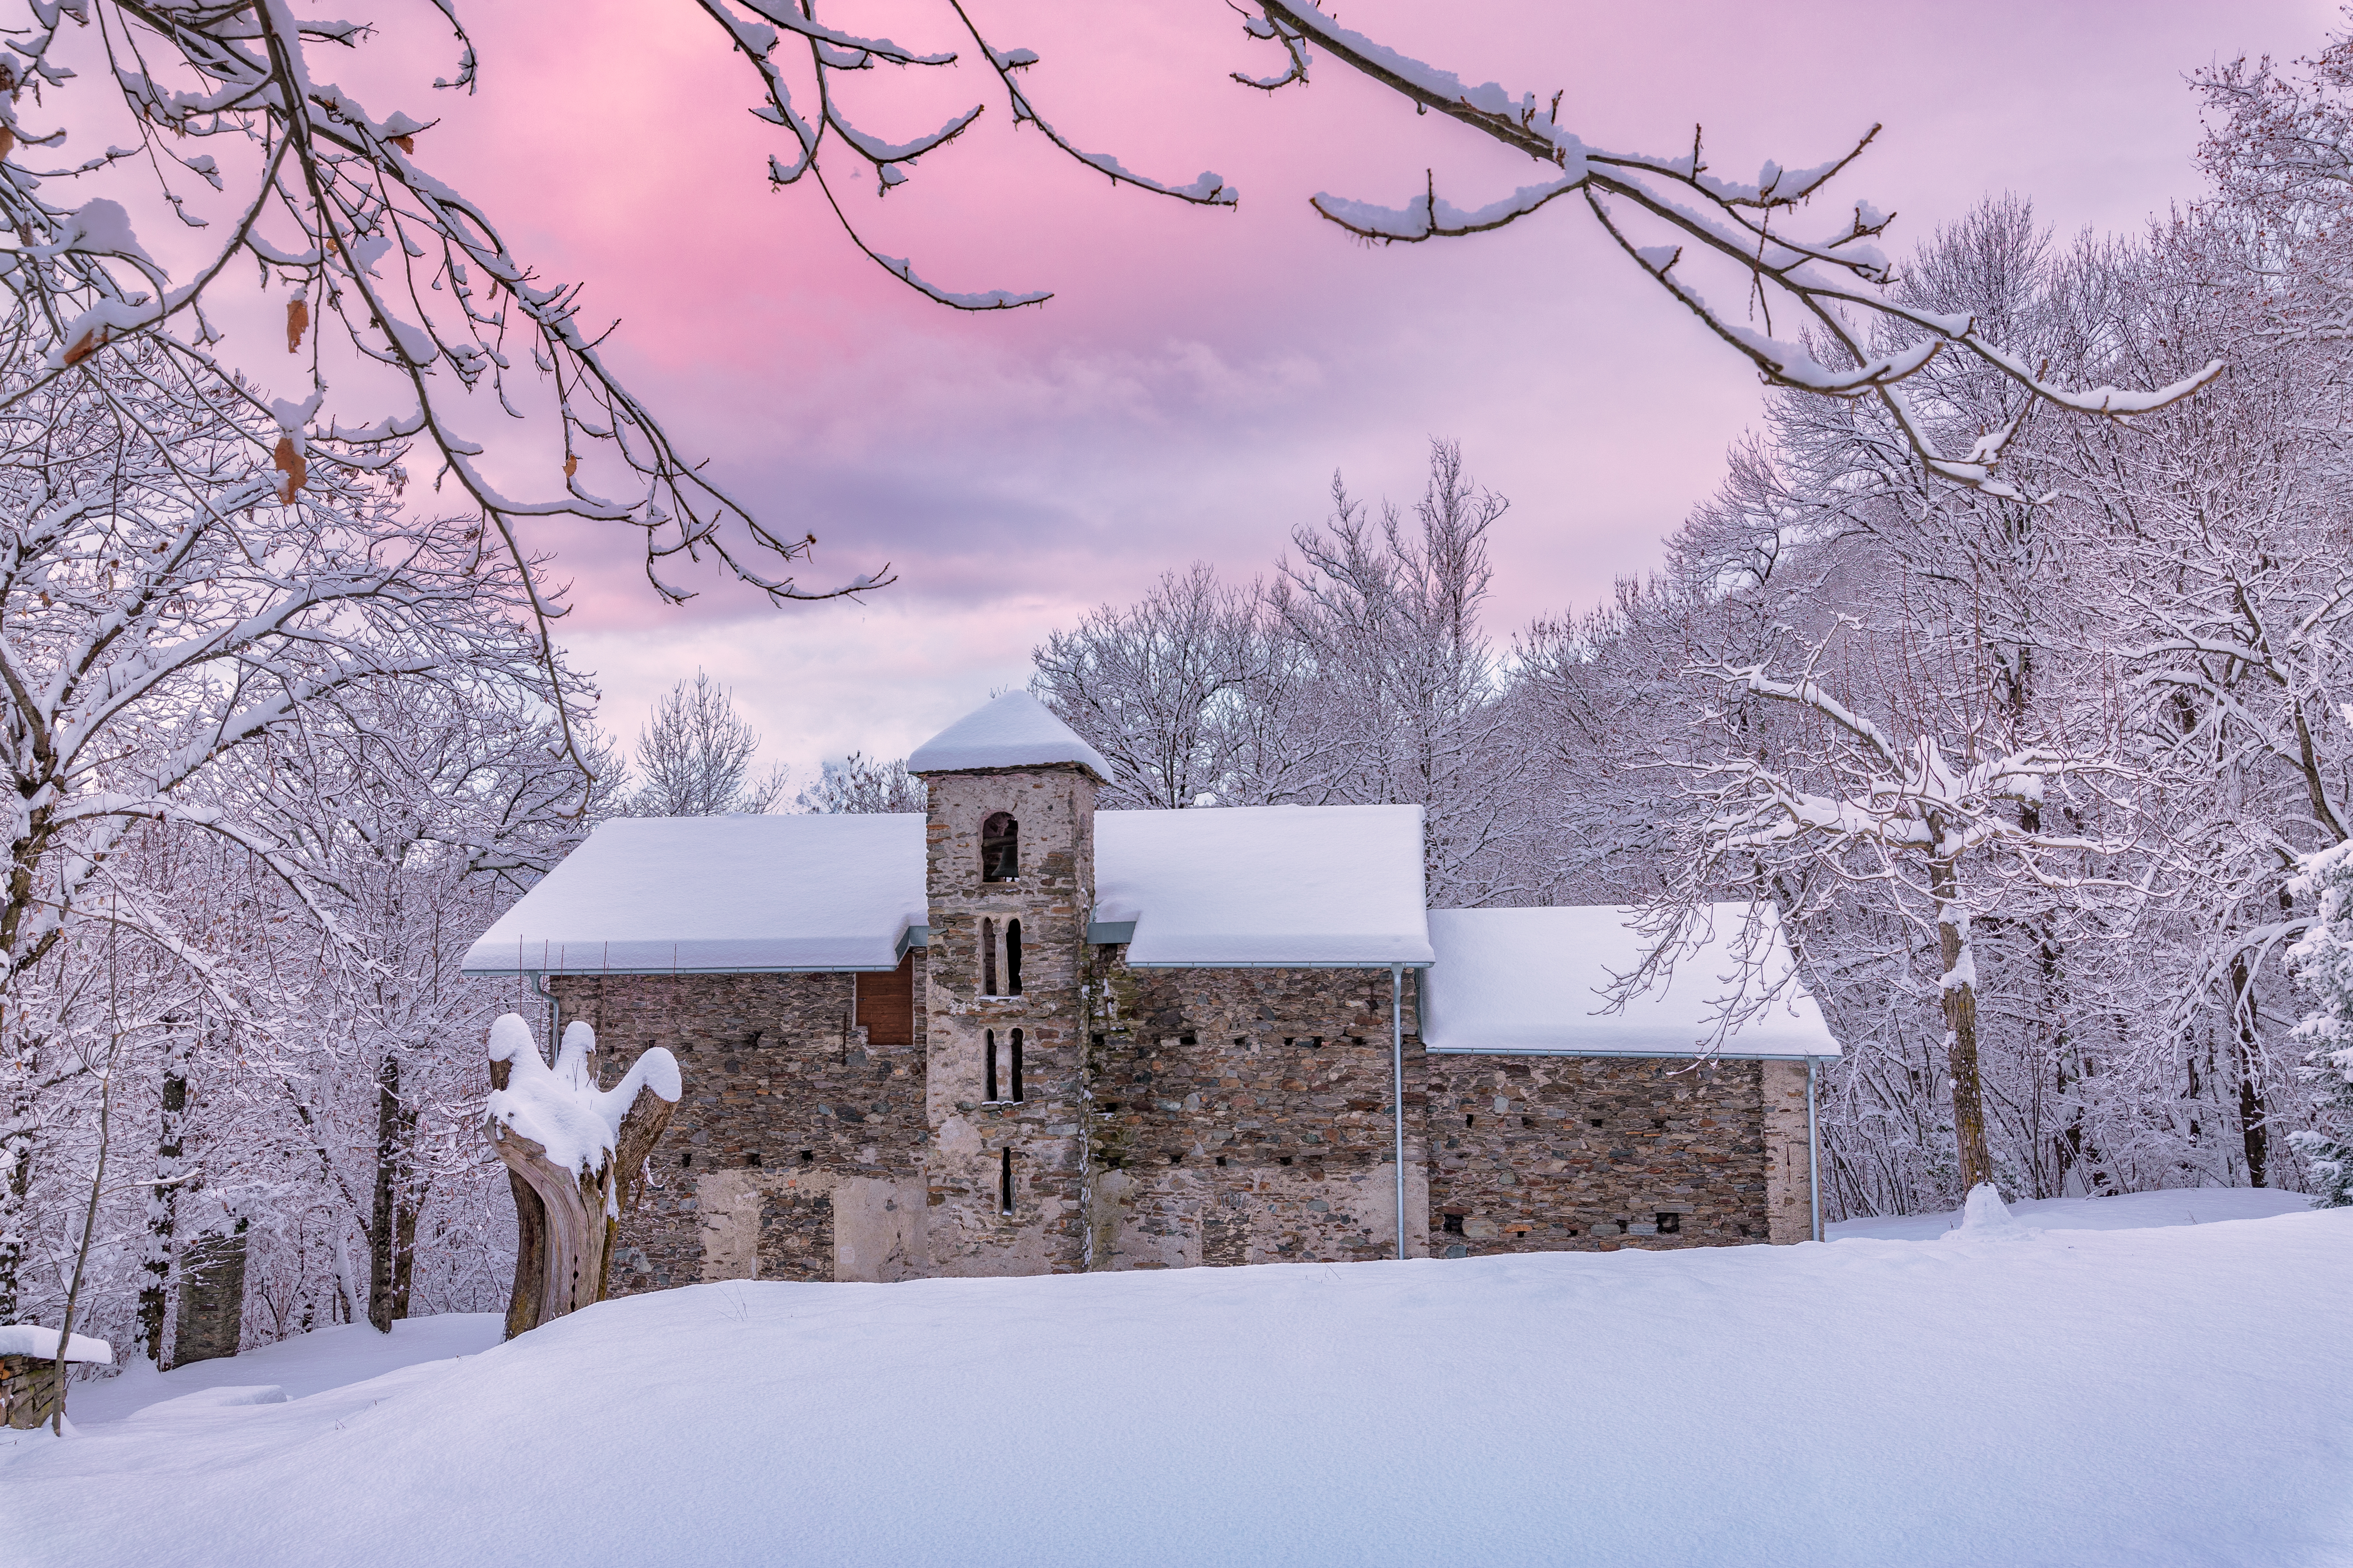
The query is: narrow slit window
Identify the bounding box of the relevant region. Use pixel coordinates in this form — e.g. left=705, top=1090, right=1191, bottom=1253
left=981, top=918, right=998, bottom=997
left=999, top=1148, right=1014, bottom=1214
left=1010, top=1028, right=1024, bottom=1103
left=982, top=812, right=1019, bottom=881
left=1006, top=919, right=1023, bottom=996
left=985, top=1028, right=999, bottom=1103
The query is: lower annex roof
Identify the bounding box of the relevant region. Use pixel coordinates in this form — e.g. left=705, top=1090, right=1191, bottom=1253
left=1419, top=905, right=1841, bottom=1060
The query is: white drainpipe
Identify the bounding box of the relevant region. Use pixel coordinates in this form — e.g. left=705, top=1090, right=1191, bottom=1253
left=529, top=972, right=560, bottom=1064
left=1392, top=962, right=1406, bottom=1261
left=1807, top=1056, right=1822, bottom=1243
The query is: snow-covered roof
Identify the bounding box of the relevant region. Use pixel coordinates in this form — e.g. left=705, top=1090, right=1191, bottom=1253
left=460, top=815, right=927, bottom=975
left=1095, top=804, right=1433, bottom=968
left=907, top=691, right=1109, bottom=781
left=1420, top=905, right=1840, bottom=1059
left=464, top=803, right=1432, bottom=975
left=0, top=1324, right=112, bottom=1363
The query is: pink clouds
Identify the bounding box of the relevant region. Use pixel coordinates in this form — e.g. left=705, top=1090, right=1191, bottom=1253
left=400, top=2, right=2337, bottom=768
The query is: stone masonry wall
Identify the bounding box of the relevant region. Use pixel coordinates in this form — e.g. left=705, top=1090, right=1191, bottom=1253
left=1084, top=957, right=1430, bottom=1267
left=1, top=1355, right=62, bottom=1430
left=553, top=959, right=1809, bottom=1288
left=553, top=965, right=928, bottom=1292
left=1423, top=1051, right=1770, bottom=1255
left=1761, top=1059, right=1817, bottom=1244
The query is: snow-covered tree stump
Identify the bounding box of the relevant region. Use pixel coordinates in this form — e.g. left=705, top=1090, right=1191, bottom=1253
left=485, top=1016, right=681, bottom=1339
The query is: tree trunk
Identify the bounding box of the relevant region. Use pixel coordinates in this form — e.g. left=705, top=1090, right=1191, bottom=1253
left=1933, top=859, right=1996, bottom=1193
left=502, top=1169, right=547, bottom=1340
left=0, top=1022, right=34, bottom=1325
left=392, top=1189, right=420, bottom=1319
left=2229, top=955, right=2269, bottom=1186
left=367, top=1051, right=401, bottom=1333
left=487, top=1049, right=674, bottom=1339
left=138, top=1036, right=188, bottom=1364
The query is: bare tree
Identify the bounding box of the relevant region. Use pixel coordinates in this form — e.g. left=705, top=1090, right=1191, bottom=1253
left=797, top=752, right=925, bottom=814
left=0, top=346, right=562, bottom=1321
left=1280, top=441, right=1527, bottom=902
left=1033, top=565, right=1278, bottom=811
left=1656, top=621, right=2142, bottom=1193
left=622, top=672, right=787, bottom=819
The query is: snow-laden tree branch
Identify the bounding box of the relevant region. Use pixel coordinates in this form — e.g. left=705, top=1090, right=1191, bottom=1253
left=1658, top=621, right=2147, bottom=1192
left=0, top=0, right=892, bottom=764
left=1235, top=2, right=2221, bottom=496
left=0, top=341, right=584, bottom=1322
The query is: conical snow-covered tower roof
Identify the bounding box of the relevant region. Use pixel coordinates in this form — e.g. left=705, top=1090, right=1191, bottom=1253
left=907, top=691, right=1110, bottom=782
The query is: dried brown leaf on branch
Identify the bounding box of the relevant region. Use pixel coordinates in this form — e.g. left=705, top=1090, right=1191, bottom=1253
left=273, top=436, right=306, bottom=502
left=62, top=328, right=103, bottom=366
left=563, top=454, right=577, bottom=479
left=287, top=298, right=308, bottom=354
left=0, top=128, right=15, bottom=162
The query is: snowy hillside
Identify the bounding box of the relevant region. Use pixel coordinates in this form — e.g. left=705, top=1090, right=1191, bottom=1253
left=5, top=1202, right=2347, bottom=1568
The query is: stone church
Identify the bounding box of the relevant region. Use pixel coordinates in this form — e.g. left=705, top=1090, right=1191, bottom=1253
left=462, top=692, right=1838, bottom=1291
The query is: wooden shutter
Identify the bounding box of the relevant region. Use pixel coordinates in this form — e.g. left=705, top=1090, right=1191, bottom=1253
left=858, top=953, right=916, bottom=1046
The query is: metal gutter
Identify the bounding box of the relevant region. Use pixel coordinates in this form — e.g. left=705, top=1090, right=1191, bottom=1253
left=465, top=960, right=914, bottom=979
left=1114, top=959, right=1435, bottom=971
left=1424, top=1045, right=1841, bottom=1062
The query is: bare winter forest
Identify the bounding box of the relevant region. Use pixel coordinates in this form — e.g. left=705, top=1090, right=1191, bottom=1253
left=1, top=0, right=2349, bottom=1382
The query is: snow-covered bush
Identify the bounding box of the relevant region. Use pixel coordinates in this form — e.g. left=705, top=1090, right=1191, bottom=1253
left=2289, top=843, right=2353, bottom=1207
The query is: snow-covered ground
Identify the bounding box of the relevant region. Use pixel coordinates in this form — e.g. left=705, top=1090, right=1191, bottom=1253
left=62, top=1312, right=504, bottom=1426
left=1828, top=1185, right=2314, bottom=1242
left=4, top=1198, right=2345, bottom=1568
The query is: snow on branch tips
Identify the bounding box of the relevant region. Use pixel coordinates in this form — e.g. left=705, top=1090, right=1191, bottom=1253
left=731, top=0, right=1236, bottom=311
left=485, top=1015, right=679, bottom=1337
left=1239, top=1, right=2222, bottom=495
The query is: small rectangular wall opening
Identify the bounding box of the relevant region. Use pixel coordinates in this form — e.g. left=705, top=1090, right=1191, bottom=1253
left=1006, top=919, right=1023, bottom=996
left=999, top=1148, right=1014, bottom=1215
left=1010, top=1028, right=1024, bottom=1102
left=981, top=918, right=998, bottom=996
left=985, top=1028, right=999, bottom=1103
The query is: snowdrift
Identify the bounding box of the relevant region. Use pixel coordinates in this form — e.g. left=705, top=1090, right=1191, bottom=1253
left=4, top=1207, right=2347, bottom=1568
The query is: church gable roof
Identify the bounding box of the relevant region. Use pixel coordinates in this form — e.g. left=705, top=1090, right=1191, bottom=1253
left=460, top=814, right=928, bottom=975
left=907, top=691, right=1110, bottom=782
left=1094, top=805, right=1433, bottom=968
left=460, top=803, right=1431, bottom=976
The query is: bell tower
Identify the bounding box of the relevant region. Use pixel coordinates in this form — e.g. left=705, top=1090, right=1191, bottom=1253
left=908, top=692, right=1106, bottom=1275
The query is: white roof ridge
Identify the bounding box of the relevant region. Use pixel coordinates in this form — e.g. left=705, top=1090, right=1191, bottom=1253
left=907, top=691, right=1109, bottom=782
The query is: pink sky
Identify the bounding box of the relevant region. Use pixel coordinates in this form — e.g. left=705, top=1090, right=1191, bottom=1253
left=377, top=1, right=2342, bottom=777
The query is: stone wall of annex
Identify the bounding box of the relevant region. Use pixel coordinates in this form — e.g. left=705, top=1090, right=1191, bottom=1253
left=551, top=964, right=929, bottom=1295
left=1423, top=1053, right=1773, bottom=1255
